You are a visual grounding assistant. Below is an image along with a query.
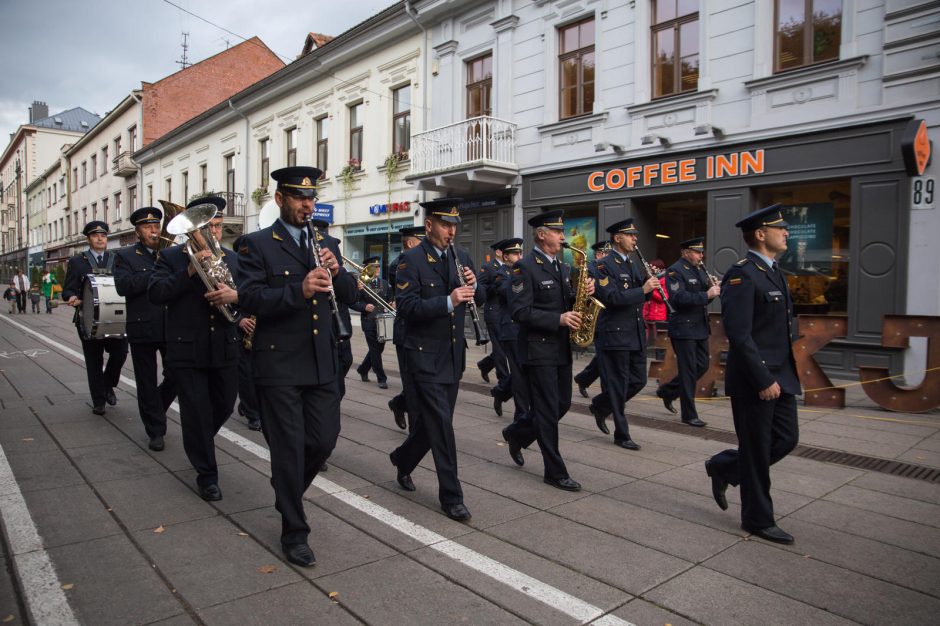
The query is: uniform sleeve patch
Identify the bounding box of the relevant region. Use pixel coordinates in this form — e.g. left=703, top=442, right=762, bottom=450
left=598, top=276, right=609, bottom=287
left=396, top=282, right=409, bottom=290
left=239, top=246, right=249, bottom=255
left=728, top=277, right=743, bottom=286
left=272, top=232, right=283, bottom=241
left=512, top=282, right=524, bottom=293
left=667, top=271, right=676, bottom=277
left=398, top=262, right=407, bottom=270
left=513, top=267, right=522, bottom=274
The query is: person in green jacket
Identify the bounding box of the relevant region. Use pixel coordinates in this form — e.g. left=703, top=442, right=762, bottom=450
left=41, top=269, right=58, bottom=314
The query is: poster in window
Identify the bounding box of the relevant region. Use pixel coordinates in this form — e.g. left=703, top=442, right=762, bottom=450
left=778, top=203, right=834, bottom=276
left=560, top=216, right=598, bottom=267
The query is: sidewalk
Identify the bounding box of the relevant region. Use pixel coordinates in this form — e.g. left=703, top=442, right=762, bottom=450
left=0, top=308, right=938, bottom=625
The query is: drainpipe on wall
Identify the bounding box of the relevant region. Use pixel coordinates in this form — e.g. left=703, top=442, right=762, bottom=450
left=404, top=0, right=428, bottom=218
left=228, top=99, right=251, bottom=238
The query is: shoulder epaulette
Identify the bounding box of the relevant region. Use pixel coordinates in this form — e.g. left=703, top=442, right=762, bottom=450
left=273, top=232, right=283, bottom=241
left=735, top=258, right=748, bottom=266
left=135, top=249, right=142, bottom=256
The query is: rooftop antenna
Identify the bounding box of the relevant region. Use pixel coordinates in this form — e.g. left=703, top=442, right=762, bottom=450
left=176, top=32, right=191, bottom=69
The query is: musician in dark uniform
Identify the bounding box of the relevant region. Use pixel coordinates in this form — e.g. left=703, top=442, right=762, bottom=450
left=493, top=238, right=529, bottom=457
left=387, top=226, right=424, bottom=430
left=573, top=240, right=610, bottom=398
left=238, top=166, right=357, bottom=566
left=114, top=208, right=177, bottom=449
left=62, top=221, right=129, bottom=415
left=389, top=198, right=484, bottom=521
left=656, top=237, right=719, bottom=428
left=705, top=204, right=800, bottom=545
left=232, top=234, right=262, bottom=432
left=503, top=210, right=593, bottom=490
left=476, top=246, right=509, bottom=388
left=591, top=219, right=659, bottom=451
left=149, top=196, right=242, bottom=502
left=351, top=256, right=392, bottom=389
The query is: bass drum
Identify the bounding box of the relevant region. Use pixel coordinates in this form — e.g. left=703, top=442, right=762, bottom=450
left=80, top=275, right=127, bottom=339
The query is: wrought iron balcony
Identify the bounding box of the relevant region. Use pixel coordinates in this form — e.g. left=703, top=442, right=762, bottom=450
left=220, top=192, right=247, bottom=218
left=112, top=151, right=137, bottom=178
left=407, top=116, right=518, bottom=193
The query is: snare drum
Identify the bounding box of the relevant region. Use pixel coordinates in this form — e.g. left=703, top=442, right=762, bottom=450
left=80, top=275, right=126, bottom=339
left=375, top=312, right=396, bottom=344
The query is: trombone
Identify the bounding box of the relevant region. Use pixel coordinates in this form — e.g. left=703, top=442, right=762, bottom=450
left=342, top=256, right=395, bottom=315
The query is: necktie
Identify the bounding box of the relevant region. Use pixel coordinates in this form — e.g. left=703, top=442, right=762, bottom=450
left=440, top=249, right=447, bottom=263
left=96, top=254, right=103, bottom=266
left=300, top=232, right=310, bottom=266
left=552, top=259, right=560, bottom=273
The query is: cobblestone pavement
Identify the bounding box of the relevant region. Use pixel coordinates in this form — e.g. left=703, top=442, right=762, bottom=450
left=1, top=308, right=938, bottom=625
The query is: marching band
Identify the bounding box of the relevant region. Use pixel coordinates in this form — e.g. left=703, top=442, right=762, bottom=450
left=68, top=157, right=800, bottom=558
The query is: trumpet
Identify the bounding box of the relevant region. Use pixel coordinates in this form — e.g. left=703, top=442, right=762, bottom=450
left=342, top=255, right=395, bottom=315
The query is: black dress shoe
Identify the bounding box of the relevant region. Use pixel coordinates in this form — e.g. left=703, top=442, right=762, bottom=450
left=442, top=503, right=471, bottom=521
left=544, top=477, right=581, bottom=492
left=199, top=484, right=223, bottom=501
left=655, top=389, right=677, bottom=414
left=389, top=399, right=407, bottom=430
left=502, top=429, right=524, bottom=466
left=148, top=435, right=165, bottom=451
left=248, top=418, right=262, bottom=431
left=283, top=542, right=316, bottom=566
left=320, top=462, right=328, bottom=471
left=682, top=417, right=707, bottom=428
left=577, top=383, right=589, bottom=398
left=237, top=403, right=246, bottom=417
left=615, top=438, right=641, bottom=451
left=358, top=370, right=369, bottom=382
left=396, top=472, right=416, bottom=491
left=705, top=459, right=729, bottom=511
left=92, top=405, right=106, bottom=416
left=106, top=388, right=117, bottom=406
left=744, top=524, right=794, bottom=544
left=377, top=380, right=389, bottom=389
left=493, top=396, right=503, bottom=417
left=589, top=404, right=610, bottom=435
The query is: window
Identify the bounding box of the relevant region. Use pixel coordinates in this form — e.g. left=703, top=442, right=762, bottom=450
left=114, top=136, right=122, bottom=158
left=101, top=197, right=108, bottom=223
left=101, top=147, right=108, bottom=175
left=392, top=85, right=411, bottom=155
left=52, top=183, right=57, bottom=204
left=466, top=54, right=493, bottom=118
left=81, top=162, right=87, bottom=186
left=260, top=138, right=270, bottom=186
left=91, top=202, right=97, bottom=220
left=182, top=171, right=189, bottom=202
left=286, top=127, right=298, bottom=167
left=559, top=17, right=595, bottom=119
left=775, top=0, right=841, bottom=72
left=225, top=154, right=235, bottom=199
left=90, top=155, right=97, bottom=181
left=200, top=164, right=207, bottom=193
left=128, top=125, right=138, bottom=152
left=165, top=178, right=172, bottom=203
left=316, top=117, right=328, bottom=176
left=652, top=1, right=699, bottom=98
left=349, top=102, right=363, bottom=165
left=147, top=184, right=153, bottom=206
left=123, top=189, right=131, bottom=220
left=73, top=167, right=78, bottom=189
left=82, top=206, right=87, bottom=225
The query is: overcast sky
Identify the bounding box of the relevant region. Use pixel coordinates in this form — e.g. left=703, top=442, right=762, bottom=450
left=0, top=0, right=396, bottom=142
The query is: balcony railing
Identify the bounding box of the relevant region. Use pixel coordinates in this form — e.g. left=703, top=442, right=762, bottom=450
left=410, top=116, right=517, bottom=176
left=112, top=151, right=137, bottom=177
left=220, top=192, right=246, bottom=218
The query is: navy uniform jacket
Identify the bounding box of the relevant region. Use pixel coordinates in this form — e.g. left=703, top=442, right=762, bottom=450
left=494, top=263, right=517, bottom=342
left=62, top=251, right=115, bottom=332
left=394, top=239, right=485, bottom=385
left=148, top=245, right=240, bottom=369
left=509, top=249, right=575, bottom=366
left=237, top=220, right=357, bottom=387
left=114, top=242, right=167, bottom=344
left=664, top=259, right=712, bottom=340
left=478, top=257, right=501, bottom=325
left=720, top=251, right=800, bottom=396
left=389, top=253, right=405, bottom=346
left=593, top=251, right=649, bottom=351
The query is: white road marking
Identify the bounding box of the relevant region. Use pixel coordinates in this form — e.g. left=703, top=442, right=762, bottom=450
left=0, top=314, right=635, bottom=626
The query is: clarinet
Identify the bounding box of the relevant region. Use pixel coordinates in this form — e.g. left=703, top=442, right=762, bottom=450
left=634, top=244, right=675, bottom=314
left=306, top=219, right=352, bottom=340
left=698, top=261, right=720, bottom=287
left=448, top=243, right=489, bottom=345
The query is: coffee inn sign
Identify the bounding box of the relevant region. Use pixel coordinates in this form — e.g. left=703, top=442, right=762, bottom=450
left=587, top=150, right=766, bottom=192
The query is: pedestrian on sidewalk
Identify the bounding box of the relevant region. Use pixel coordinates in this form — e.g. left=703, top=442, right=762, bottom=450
left=41, top=269, right=58, bottom=313
left=29, top=284, right=41, bottom=313
left=14, top=268, right=29, bottom=313
left=705, top=204, right=800, bottom=545
left=4, top=282, right=16, bottom=314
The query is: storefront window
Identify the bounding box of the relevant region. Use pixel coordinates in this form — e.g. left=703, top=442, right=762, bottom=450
left=757, top=179, right=850, bottom=314
left=554, top=205, right=598, bottom=267
left=634, top=193, right=707, bottom=267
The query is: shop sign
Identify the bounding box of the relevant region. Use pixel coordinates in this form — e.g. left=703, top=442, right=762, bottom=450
left=369, top=201, right=411, bottom=216
left=901, top=119, right=931, bottom=177
left=345, top=219, right=413, bottom=236
left=586, top=149, right=765, bottom=192
left=314, top=203, right=334, bottom=224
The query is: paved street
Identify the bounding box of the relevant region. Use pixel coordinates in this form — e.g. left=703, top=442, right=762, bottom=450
left=1, top=307, right=938, bottom=625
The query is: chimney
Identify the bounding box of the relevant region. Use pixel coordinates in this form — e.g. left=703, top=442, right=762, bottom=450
left=29, top=101, right=49, bottom=123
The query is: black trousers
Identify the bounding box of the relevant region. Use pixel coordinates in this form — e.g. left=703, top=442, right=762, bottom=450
left=389, top=344, right=415, bottom=431
left=392, top=380, right=462, bottom=505
left=237, top=346, right=260, bottom=420
left=79, top=335, right=128, bottom=407
left=258, top=384, right=341, bottom=546
left=337, top=338, right=353, bottom=397
left=506, top=363, right=572, bottom=480
left=574, top=354, right=600, bottom=388
left=357, top=320, right=386, bottom=383
left=708, top=393, right=799, bottom=529
left=175, top=366, right=237, bottom=488
left=16, top=291, right=26, bottom=313
left=596, top=348, right=647, bottom=442
left=499, top=339, right=529, bottom=420
left=129, top=342, right=176, bottom=438
left=477, top=321, right=509, bottom=384
left=659, top=338, right=709, bottom=422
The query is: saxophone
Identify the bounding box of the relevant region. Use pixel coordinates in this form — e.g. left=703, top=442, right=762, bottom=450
left=562, top=242, right=605, bottom=348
